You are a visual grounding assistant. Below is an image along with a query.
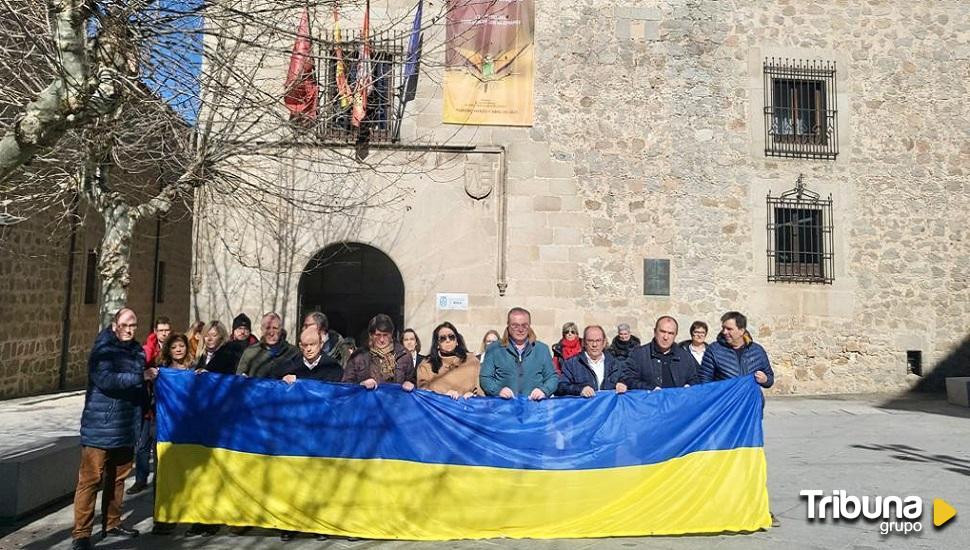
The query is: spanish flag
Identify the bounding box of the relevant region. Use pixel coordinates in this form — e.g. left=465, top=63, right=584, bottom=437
left=155, top=370, right=771, bottom=539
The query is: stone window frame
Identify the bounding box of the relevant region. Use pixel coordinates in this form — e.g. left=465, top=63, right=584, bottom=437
left=766, top=176, right=834, bottom=284
left=762, top=58, right=839, bottom=160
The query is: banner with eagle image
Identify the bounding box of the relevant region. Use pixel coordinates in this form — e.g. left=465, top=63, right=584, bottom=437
left=443, top=0, right=535, bottom=126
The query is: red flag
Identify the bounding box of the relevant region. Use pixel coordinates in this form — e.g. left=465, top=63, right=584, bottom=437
left=284, top=8, right=318, bottom=121
left=351, top=0, right=371, bottom=127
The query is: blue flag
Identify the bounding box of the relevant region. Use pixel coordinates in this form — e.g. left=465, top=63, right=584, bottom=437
left=402, top=0, right=423, bottom=103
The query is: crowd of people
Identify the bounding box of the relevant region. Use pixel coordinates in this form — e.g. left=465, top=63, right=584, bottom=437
left=69, top=305, right=774, bottom=549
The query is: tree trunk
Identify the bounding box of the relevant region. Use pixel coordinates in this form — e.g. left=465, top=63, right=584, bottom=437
left=97, top=201, right=136, bottom=327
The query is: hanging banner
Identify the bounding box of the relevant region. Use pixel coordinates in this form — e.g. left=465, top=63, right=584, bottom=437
left=155, top=370, right=771, bottom=540
left=443, top=0, right=535, bottom=126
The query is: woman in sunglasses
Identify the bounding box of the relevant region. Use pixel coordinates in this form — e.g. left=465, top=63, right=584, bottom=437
left=417, top=322, right=482, bottom=399
left=552, top=321, right=583, bottom=375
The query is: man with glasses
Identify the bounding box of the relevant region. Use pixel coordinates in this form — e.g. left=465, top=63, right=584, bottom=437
left=479, top=307, right=558, bottom=400
left=621, top=316, right=697, bottom=390
left=71, top=308, right=158, bottom=550
left=556, top=325, right=628, bottom=397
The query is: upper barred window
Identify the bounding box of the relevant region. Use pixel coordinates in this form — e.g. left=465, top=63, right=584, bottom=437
left=763, top=58, right=838, bottom=160
left=317, top=31, right=406, bottom=144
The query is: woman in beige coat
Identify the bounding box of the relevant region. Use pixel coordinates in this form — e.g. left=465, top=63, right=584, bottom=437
left=417, top=322, right=482, bottom=399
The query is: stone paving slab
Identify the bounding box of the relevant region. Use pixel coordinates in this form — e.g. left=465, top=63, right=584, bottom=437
left=0, top=391, right=967, bottom=549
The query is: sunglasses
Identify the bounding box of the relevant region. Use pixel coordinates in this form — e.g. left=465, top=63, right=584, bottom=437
left=437, top=333, right=457, bottom=343
left=563, top=329, right=577, bottom=335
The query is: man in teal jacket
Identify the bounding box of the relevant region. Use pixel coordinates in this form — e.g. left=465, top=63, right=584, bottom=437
left=480, top=307, right=559, bottom=400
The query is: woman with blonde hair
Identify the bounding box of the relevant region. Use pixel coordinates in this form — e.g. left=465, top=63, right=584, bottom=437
left=418, top=322, right=481, bottom=399
left=198, top=320, right=229, bottom=369
left=185, top=321, right=206, bottom=364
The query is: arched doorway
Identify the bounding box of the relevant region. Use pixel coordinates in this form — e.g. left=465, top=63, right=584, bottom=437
left=298, top=243, right=405, bottom=348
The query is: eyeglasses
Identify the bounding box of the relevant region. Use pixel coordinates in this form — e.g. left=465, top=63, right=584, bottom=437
left=437, top=333, right=457, bottom=343
left=509, top=323, right=530, bottom=330
left=563, top=329, right=577, bottom=335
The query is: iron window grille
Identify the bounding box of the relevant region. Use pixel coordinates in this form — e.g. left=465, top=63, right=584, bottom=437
left=763, top=58, right=838, bottom=160
left=767, top=175, right=834, bottom=284
left=316, top=29, right=406, bottom=144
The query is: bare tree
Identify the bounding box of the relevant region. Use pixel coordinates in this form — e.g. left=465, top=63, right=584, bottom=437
left=0, top=0, right=449, bottom=325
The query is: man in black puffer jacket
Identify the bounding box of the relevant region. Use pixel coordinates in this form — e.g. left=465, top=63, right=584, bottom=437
left=71, top=308, right=157, bottom=550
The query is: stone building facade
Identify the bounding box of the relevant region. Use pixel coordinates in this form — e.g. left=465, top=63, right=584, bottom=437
left=194, top=0, right=970, bottom=394
left=0, top=200, right=193, bottom=399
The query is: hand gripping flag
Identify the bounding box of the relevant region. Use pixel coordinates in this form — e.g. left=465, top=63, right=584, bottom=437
left=283, top=7, right=318, bottom=122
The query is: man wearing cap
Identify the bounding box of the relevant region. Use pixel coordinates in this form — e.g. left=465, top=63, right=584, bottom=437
left=205, top=313, right=258, bottom=375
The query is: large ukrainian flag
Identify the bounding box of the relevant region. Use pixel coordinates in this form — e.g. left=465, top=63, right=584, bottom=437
left=155, top=369, right=771, bottom=539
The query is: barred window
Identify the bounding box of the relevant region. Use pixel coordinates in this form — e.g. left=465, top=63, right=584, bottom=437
left=764, top=58, right=838, bottom=160
left=767, top=176, right=834, bottom=284
left=318, top=30, right=405, bottom=143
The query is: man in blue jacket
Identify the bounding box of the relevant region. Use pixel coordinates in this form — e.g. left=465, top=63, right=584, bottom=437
left=71, top=308, right=157, bottom=550
left=622, top=316, right=698, bottom=390
left=480, top=307, right=558, bottom=400
left=556, top=325, right=628, bottom=397
left=699, top=311, right=774, bottom=388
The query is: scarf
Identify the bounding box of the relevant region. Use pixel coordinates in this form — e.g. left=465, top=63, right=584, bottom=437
left=559, top=337, right=582, bottom=359
left=262, top=339, right=284, bottom=358
left=370, top=342, right=396, bottom=381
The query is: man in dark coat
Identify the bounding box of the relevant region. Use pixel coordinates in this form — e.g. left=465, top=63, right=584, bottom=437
left=272, top=327, right=343, bottom=542
left=556, top=325, right=628, bottom=397
left=71, top=308, right=157, bottom=550
left=301, top=311, right=354, bottom=367
left=622, top=316, right=698, bottom=390
left=699, top=311, right=774, bottom=388
left=273, top=327, right=343, bottom=383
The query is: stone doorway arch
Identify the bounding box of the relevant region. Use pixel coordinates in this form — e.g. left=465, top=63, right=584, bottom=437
left=297, top=243, right=405, bottom=348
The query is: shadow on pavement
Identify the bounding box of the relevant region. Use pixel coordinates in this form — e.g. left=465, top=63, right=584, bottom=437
left=850, top=443, right=970, bottom=477
left=876, top=393, right=970, bottom=420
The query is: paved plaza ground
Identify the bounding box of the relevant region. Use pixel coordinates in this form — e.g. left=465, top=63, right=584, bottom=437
left=0, top=389, right=967, bottom=549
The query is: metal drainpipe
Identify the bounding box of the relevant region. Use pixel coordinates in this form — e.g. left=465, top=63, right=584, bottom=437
left=57, top=192, right=80, bottom=390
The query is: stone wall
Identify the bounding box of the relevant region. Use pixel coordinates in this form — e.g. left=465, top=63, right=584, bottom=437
left=0, top=200, right=193, bottom=400
left=195, top=0, right=970, bottom=394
